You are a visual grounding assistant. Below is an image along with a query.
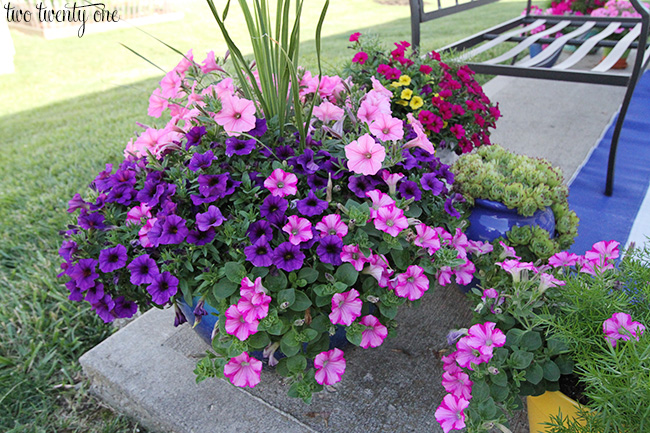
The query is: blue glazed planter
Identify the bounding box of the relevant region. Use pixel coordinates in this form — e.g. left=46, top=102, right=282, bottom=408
left=465, top=198, right=556, bottom=244
left=529, top=44, right=562, bottom=68
left=178, top=297, right=349, bottom=362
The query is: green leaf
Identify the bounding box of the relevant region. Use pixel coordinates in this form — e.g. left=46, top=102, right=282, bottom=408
left=345, top=326, right=363, bottom=346
left=298, top=267, right=319, bottom=284
left=335, top=263, right=358, bottom=286
left=378, top=303, right=398, bottom=320
left=542, top=360, right=561, bottom=382
left=281, top=331, right=301, bottom=357
left=554, top=355, right=574, bottom=375
left=520, top=331, right=542, bottom=351
left=490, top=370, right=508, bottom=387
left=310, top=314, right=329, bottom=333
left=213, top=278, right=238, bottom=299
left=290, top=290, right=312, bottom=312
left=490, top=384, right=509, bottom=403
left=510, top=350, right=534, bottom=369
left=247, top=331, right=270, bottom=349
left=404, top=204, right=422, bottom=218
left=505, top=328, right=525, bottom=347
left=278, top=288, right=296, bottom=307
left=390, top=249, right=411, bottom=270
left=478, top=397, right=498, bottom=419
left=224, top=262, right=246, bottom=284
left=546, top=337, right=569, bottom=356
left=525, top=362, right=544, bottom=385
left=266, top=271, right=288, bottom=292
left=286, top=354, right=307, bottom=374
left=306, top=333, right=330, bottom=358
left=472, top=379, right=490, bottom=401
left=252, top=267, right=270, bottom=280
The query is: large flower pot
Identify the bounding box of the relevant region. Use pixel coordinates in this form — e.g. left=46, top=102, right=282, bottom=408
left=529, top=44, right=563, bottom=68
left=465, top=199, right=555, bottom=244
left=527, top=391, right=584, bottom=432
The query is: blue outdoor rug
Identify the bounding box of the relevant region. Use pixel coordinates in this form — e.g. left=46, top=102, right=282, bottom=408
left=568, top=70, right=650, bottom=254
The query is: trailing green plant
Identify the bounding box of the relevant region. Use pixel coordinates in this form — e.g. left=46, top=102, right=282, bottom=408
left=452, top=144, right=579, bottom=262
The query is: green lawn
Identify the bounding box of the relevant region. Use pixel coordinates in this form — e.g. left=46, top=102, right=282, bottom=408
left=0, top=0, right=528, bottom=431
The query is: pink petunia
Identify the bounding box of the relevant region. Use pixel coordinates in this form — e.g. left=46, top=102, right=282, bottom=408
left=362, top=253, right=392, bottom=284
left=442, top=370, right=473, bottom=400
left=138, top=217, right=157, bottom=248
left=224, top=305, right=259, bottom=341
left=538, top=273, right=566, bottom=292
left=414, top=223, right=442, bottom=254
left=148, top=88, right=169, bottom=118
left=455, top=336, right=492, bottom=370
left=496, top=259, right=537, bottom=282
left=370, top=114, right=404, bottom=142
left=603, top=312, right=645, bottom=347
left=349, top=32, right=361, bottom=42
left=392, top=265, right=429, bottom=301
left=466, top=239, right=493, bottom=256
left=214, top=95, right=257, bottom=136
left=454, top=260, right=475, bottom=286
left=160, top=70, right=182, bottom=99
left=126, top=203, right=152, bottom=226
left=314, top=348, right=346, bottom=385
left=282, top=215, right=314, bottom=245
left=359, top=315, right=388, bottom=349
left=357, top=97, right=390, bottom=125
left=548, top=251, right=579, bottom=268
left=373, top=204, right=409, bottom=237
left=435, top=394, right=470, bottom=433
left=223, top=352, right=263, bottom=388
left=264, top=168, right=298, bottom=197
left=370, top=76, right=393, bottom=99
left=352, top=51, right=369, bottom=64
left=498, top=240, right=521, bottom=260
left=237, top=277, right=271, bottom=322
left=315, top=214, right=348, bottom=238
left=345, top=134, right=386, bottom=176
left=201, top=50, right=226, bottom=74
left=403, top=113, right=435, bottom=154
left=464, top=322, right=506, bottom=357
left=437, top=266, right=453, bottom=286
left=366, top=189, right=396, bottom=219
left=313, top=100, right=345, bottom=123
left=329, top=289, right=363, bottom=326
left=380, top=171, right=405, bottom=195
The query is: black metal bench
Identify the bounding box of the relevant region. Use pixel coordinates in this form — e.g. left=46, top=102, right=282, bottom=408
left=409, top=0, right=650, bottom=195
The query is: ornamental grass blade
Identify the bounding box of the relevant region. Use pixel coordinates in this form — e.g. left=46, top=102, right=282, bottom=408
left=119, top=43, right=166, bottom=73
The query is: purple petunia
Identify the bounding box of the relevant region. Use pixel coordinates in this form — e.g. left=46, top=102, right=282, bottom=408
left=307, top=174, right=328, bottom=190
left=68, top=258, right=99, bottom=291
left=272, top=242, right=305, bottom=272
left=245, top=236, right=274, bottom=267
left=68, top=193, right=89, bottom=213
left=174, top=303, right=188, bottom=327
left=398, top=149, right=421, bottom=170
left=196, top=205, right=225, bottom=231
left=296, top=190, right=329, bottom=217
left=185, top=126, right=207, bottom=149
left=78, top=210, right=107, bottom=231
left=316, top=235, right=343, bottom=265
left=420, top=173, right=445, bottom=196
left=248, top=118, right=268, bottom=137
left=98, top=244, right=128, bottom=273
left=59, top=240, right=78, bottom=262
left=84, top=282, right=105, bottom=305
left=444, top=193, right=465, bottom=219
left=91, top=293, right=116, bottom=323
left=65, top=280, right=84, bottom=302
left=247, top=220, right=273, bottom=243
left=260, top=195, right=288, bottom=226
left=187, top=228, right=216, bottom=245
left=92, top=164, right=114, bottom=192
left=348, top=176, right=375, bottom=199
left=225, top=137, right=256, bottom=157
left=188, top=150, right=215, bottom=172
left=113, top=296, right=138, bottom=319
left=399, top=180, right=422, bottom=201
left=275, top=145, right=295, bottom=161
left=127, top=254, right=160, bottom=286
left=158, top=215, right=188, bottom=245
left=147, top=271, right=179, bottom=305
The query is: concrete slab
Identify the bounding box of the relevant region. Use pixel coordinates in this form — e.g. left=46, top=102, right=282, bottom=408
left=80, top=50, right=628, bottom=433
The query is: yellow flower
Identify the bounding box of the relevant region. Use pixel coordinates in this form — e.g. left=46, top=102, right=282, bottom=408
left=433, top=92, right=443, bottom=101
left=443, top=121, right=448, bottom=128
left=400, top=88, right=413, bottom=100
left=390, top=81, right=401, bottom=88
left=396, top=100, right=408, bottom=106
left=398, top=75, right=412, bottom=86
left=410, top=96, right=424, bottom=110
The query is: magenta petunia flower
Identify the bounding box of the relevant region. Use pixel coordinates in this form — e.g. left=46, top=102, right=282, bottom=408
left=223, top=352, right=263, bottom=388
left=373, top=204, right=409, bottom=237
left=392, top=265, right=429, bottom=301
left=340, top=244, right=370, bottom=271
left=345, top=134, right=386, bottom=176
left=414, top=223, right=441, bottom=254
left=349, top=32, right=361, bottom=42
left=464, top=322, right=506, bottom=357
left=329, top=289, right=363, bottom=326
left=359, top=315, right=388, bottom=349
left=454, top=260, right=475, bottom=286
left=224, top=305, right=259, bottom=341
left=370, top=114, right=404, bottom=142
left=435, top=394, right=470, bottom=433
left=282, top=216, right=313, bottom=246
left=314, top=348, right=346, bottom=386
left=98, top=244, right=128, bottom=273
left=437, top=266, right=453, bottom=286
left=442, top=370, right=473, bottom=400
left=366, top=189, right=396, bottom=219
left=213, top=95, right=257, bottom=136
left=603, top=312, right=645, bottom=347
left=352, top=51, right=369, bottom=64
left=315, top=214, right=348, bottom=238
left=264, top=168, right=298, bottom=197
left=548, top=251, right=579, bottom=268
left=126, top=203, right=152, bottom=226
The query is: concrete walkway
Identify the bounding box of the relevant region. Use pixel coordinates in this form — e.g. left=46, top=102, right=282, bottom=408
left=80, top=52, right=628, bottom=433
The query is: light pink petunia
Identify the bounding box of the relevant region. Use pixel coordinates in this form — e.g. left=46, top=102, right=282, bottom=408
left=314, top=348, right=346, bottom=385
left=237, top=277, right=271, bottom=322
left=442, top=370, right=473, bottom=400
left=370, top=76, right=393, bottom=98
left=370, top=114, right=404, bottom=142
left=126, top=203, right=152, bottom=226
left=403, top=113, right=435, bottom=154
left=380, top=171, right=405, bottom=195
left=264, top=168, right=298, bottom=197
left=414, top=223, right=441, bottom=254
left=160, top=70, right=182, bottom=99
left=340, top=244, right=370, bottom=271
left=201, top=50, right=226, bottom=74
left=373, top=204, right=409, bottom=237
left=313, top=100, right=345, bottom=123
left=366, top=189, right=396, bottom=219
left=214, top=95, right=257, bottom=136
left=496, top=259, right=537, bottom=282
left=138, top=217, right=157, bottom=248
left=345, top=134, right=386, bottom=176
left=392, top=265, right=429, bottom=301
left=223, top=352, right=263, bottom=388
left=464, top=322, right=506, bottom=357
left=362, top=253, right=391, bottom=284
left=224, top=305, right=259, bottom=341
left=454, top=260, right=475, bottom=286
left=436, top=266, right=453, bottom=286
left=359, top=315, right=388, bottom=348
left=357, top=98, right=390, bottom=125
left=538, top=273, right=566, bottom=292
left=498, top=240, right=521, bottom=259
left=548, top=251, right=579, bottom=268
left=282, top=215, right=314, bottom=245
left=455, top=336, right=492, bottom=370
left=603, top=312, right=645, bottom=347
left=148, top=88, right=169, bottom=118
left=173, top=49, right=194, bottom=75
left=466, top=239, right=493, bottom=256
left=435, top=394, right=470, bottom=433
left=315, top=214, right=348, bottom=238
left=329, top=289, right=363, bottom=326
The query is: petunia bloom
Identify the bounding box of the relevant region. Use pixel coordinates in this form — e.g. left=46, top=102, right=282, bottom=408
left=345, top=134, right=386, bottom=176
left=214, top=95, right=257, bottom=136
left=98, top=244, right=128, bottom=273
left=392, top=265, right=429, bottom=301
left=314, top=348, right=346, bottom=385
left=329, top=289, right=363, bottom=326
left=315, top=214, right=348, bottom=238
left=603, top=312, right=645, bottom=347
left=264, top=168, right=298, bottom=197
left=373, top=204, right=409, bottom=237
left=223, top=352, right=263, bottom=388
left=282, top=215, right=314, bottom=245
left=224, top=305, right=259, bottom=341
left=369, top=114, right=404, bottom=142
left=435, top=394, right=470, bottom=433
left=359, top=315, right=388, bottom=349
left=146, top=271, right=179, bottom=305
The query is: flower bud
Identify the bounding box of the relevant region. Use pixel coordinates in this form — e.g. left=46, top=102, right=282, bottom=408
left=280, top=301, right=290, bottom=310
left=366, top=295, right=380, bottom=303
left=488, top=366, right=499, bottom=375
left=293, top=319, right=305, bottom=326
left=325, top=273, right=336, bottom=283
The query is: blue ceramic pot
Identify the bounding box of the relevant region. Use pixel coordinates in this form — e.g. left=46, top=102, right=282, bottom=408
left=178, top=297, right=349, bottom=362
left=529, top=44, right=562, bottom=68
left=465, top=198, right=556, bottom=244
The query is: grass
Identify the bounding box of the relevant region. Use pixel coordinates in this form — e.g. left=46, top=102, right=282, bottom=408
left=0, top=0, right=528, bottom=431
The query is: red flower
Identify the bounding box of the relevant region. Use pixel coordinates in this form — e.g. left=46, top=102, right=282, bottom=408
left=352, top=51, right=369, bottom=65
left=419, top=64, right=433, bottom=75
left=349, top=32, right=361, bottom=42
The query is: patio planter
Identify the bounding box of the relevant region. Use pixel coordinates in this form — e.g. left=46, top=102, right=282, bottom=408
left=529, top=44, right=563, bottom=68
left=527, top=391, right=584, bottom=432
left=465, top=198, right=556, bottom=244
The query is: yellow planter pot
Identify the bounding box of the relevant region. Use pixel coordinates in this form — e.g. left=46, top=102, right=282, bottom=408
left=527, top=391, right=584, bottom=432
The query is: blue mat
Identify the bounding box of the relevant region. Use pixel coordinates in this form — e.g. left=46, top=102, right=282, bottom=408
left=568, top=70, right=650, bottom=254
